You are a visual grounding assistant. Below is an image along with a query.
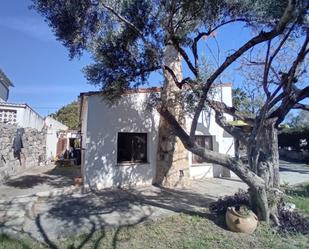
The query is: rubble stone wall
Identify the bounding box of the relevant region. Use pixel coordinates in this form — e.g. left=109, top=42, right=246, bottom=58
left=0, top=123, right=46, bottom=182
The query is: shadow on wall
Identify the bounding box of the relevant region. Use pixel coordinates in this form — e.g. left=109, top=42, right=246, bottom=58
left=84, top=94, right=159, bottom=189
left=196, top=120, right=221, bottom=177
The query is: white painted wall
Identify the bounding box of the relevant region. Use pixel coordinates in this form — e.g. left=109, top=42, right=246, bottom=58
left=45, top=116, right=68, bottom=160
left=81, top=93, right=160, bottom=189
left=0, top=82, right=8, bottom=102
left=80, top=95, right=89, bottom=183
left=21, top=106, right=45, bottom=130
left=0, top=103, right=45, bottom=130
left=81, top=84, right=235, bottom=188
left=187, top=85, right=235, bottom=179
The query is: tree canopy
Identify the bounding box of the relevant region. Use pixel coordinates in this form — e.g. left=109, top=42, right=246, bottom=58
left=50, top=101, right=79, bottom=129
left=32, top=0, right=308, bottom=99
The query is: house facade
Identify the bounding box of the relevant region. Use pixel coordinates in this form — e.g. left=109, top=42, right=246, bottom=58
left=79, top=84, right=235, bottom=189
left=0, top=69, right=13, bottom=102
left=0, top=102, right=45, bottom=130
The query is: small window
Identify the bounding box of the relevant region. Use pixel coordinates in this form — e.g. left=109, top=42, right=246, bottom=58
left=192, top=135, right=213, bottom=164
left=117, top=132, right=147, bottom=163
left=0, top=109, right=17, bottom=124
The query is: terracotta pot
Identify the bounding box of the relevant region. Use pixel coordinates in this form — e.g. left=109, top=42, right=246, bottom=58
left=74, top=177, right=83, bottom=186
left=225, top=207, right=258, bottom=234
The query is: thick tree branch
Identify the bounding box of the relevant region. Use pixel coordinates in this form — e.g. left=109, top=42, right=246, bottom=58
left=157, top=106, right=265, bottom=188
left=207, top=101, right=251, bottom=145
left=262, top=40, right=272, bottom=98
left=297, top=85, right=309, bottom=101
left=268, top=29, right=309, bottom=125
left=283, top=28, right=309, bottom=92
left=269, top=85, right=309, bottom=125
left=207, top=100, right=254, bottom=123
left=190, top=0, right=296, bottom=140
left=164, top=65, right=180, bottom=85
left=170, top=37, right=198, bottom=77
left=265, top=23, right=295, bottom=82
left=293, top=103, right=309, bottom=110
left=164, top=66, right=196, bottom=89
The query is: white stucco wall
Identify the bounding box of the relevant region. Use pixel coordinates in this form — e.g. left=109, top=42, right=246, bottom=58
left=0, top=82, right=9, bottom=102
left=45, top=117, right=68, bottom=160
left=0, top=103, right=45, bottom=130
left=21, top=106, right=45, bottom=130
left=81, top=84, right=235, bottom=188
left=81, top=92, right=160, bottom=189
left=187, top=85, right=235, bottom=179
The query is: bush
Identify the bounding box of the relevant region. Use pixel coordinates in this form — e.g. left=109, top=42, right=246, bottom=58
left=277, top=201, right=309, bottom=235
left=278, top=126, right=309, bottom=151
left=209, top=190, right=250, bottom=215
left=210, top=191, right=309, bottom=235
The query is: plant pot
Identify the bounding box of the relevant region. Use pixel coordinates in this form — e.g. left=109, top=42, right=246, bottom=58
left=74, top=177, right=83, bottom=186
left=225, top=207, right=258, bottom=234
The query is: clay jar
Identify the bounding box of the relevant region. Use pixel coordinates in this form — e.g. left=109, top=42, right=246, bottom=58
left=225, top=207, right=258, bottom=234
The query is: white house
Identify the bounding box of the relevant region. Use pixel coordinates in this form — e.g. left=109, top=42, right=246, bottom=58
left=0, top=102, right=45, bottom=130
left=0, top=69, right=13, bottom=102
left=79, top=84, right=235, bottom=189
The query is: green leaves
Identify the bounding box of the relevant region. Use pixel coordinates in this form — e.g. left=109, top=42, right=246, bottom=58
left=31, top=0, right=308, bottom=100
left=50, top=101, right=79, bottom=129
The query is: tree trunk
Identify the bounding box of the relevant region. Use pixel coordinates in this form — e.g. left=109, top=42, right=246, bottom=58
left=154, top=44, right=190, bottom=187
left=247, top=121, right=281, bottom=222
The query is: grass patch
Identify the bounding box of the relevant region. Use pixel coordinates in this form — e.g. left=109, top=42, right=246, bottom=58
left=0, top=234, right=45, bottom=249
left=289, top=196, right=309, bottom=214
left=285, top=182, right=309, bottom=215
left=1, top=213, right=308, bottom=249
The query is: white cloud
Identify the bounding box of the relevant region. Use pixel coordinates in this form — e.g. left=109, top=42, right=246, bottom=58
left=0, top=16, right=55, bottom=42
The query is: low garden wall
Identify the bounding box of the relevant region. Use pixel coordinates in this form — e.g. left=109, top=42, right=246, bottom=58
left=0, top=123, right=47, bottom=182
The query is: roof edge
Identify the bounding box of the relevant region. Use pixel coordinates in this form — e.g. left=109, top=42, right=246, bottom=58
left=0, top=102, right=43, bottom=120
left=80, top=83, right=232, bottom=97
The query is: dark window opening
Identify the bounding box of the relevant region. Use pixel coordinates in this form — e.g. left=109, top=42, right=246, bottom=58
left=192, top=135, right=213, bottom=164
left=117, top=132, right=147, bottom=163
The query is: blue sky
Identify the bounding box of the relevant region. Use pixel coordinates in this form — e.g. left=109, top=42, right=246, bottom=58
left=0, top=0, right=97, bottom=116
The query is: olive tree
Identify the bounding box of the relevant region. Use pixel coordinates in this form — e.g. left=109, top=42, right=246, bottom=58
left=32, top=0, right=309, bottom=223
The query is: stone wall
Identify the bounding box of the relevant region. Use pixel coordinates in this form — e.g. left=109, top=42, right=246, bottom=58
left=0, top=123, right=47, bottom=182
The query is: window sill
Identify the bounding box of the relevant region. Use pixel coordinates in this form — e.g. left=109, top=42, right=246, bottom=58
left=117, top=162, right=150, bottom=166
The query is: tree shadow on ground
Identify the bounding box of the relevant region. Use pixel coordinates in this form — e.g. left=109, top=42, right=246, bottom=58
left=0, top=185, right=230, bottom=248
left=44, top=185, right=226, bottom=234
left=4, top=166, right=80, bottom=189
left=127, top=186, right=227, bottom=228
left=35, top=214, right=107, bottom=249
left=34, top=197, right=152, bottom=249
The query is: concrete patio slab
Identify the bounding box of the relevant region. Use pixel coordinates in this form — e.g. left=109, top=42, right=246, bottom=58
left=0, top=160, right=307, bottom=245
left=0, top=177, right=247, bottom=243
